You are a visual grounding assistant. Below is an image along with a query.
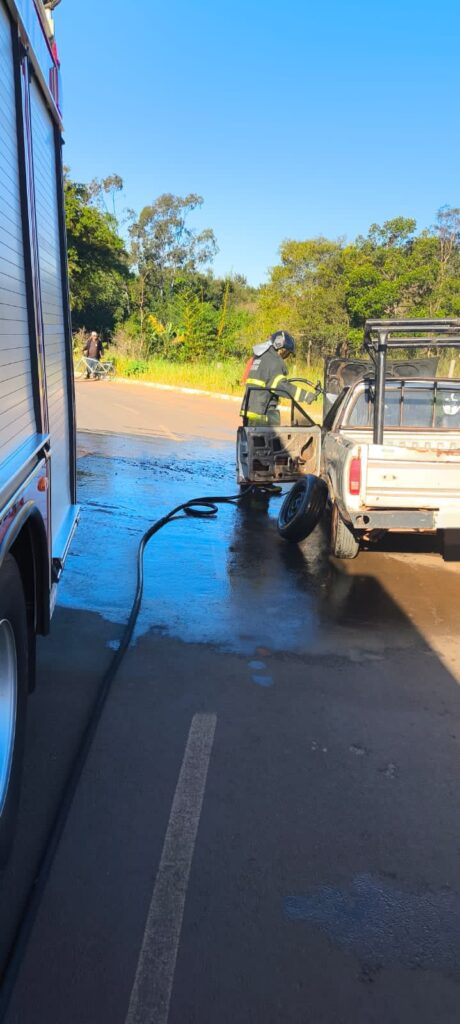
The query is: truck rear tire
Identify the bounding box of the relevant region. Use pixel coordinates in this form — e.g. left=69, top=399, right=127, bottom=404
left=0, top=555, right=28, bottom=867
left=278, top=476, right=328, bottom=543
left=330, top=503, right=360, bottom=559
left=443, top=529, right=460, bottom=562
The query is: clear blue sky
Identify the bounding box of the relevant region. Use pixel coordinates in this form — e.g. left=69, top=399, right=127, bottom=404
left=56, top=0, right=460, bottom=286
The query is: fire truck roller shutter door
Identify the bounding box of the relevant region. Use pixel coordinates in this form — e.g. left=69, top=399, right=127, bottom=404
left=0, top=3, right=37, bottom=466
left=29, top=78, right=72, bottom=554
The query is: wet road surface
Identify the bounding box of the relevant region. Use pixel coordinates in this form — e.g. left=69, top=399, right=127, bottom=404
left=2, top=412, right=460, bottom=1023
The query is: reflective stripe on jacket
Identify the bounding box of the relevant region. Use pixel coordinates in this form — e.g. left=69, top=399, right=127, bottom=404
left=240, top=346, right=310, bottom=420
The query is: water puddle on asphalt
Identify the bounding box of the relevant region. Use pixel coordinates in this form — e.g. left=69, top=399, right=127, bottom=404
left=285, top=873, right=460, bottom=975
left=58, top=431, right=422, bottom=657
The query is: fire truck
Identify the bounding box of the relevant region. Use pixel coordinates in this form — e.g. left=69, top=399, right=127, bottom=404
left=0, top=0, right=77, bottom=861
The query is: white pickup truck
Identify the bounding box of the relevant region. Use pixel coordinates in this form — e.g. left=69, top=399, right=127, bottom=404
left=321, top=320, right=460, bottom=559
left=237, top=319, right=460, bottom=561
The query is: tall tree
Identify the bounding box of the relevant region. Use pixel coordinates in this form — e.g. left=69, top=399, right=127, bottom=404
left=128, top=194, right=218, bottom=334
left=430, top=206, right=460, bottom=314
left=64, top=173, right=129, bottom=333
left=255, top=210, right=460, bottom=360
left=255, top=238, right=349, bottom=360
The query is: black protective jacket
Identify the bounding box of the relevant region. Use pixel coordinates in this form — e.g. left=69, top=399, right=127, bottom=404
left=241, top=344, right=313, bottom=423
left=83, top=337, right=104, bottom=360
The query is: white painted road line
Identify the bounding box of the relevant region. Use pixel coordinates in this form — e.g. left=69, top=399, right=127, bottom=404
left=125, top=713, right=217, bottom=1024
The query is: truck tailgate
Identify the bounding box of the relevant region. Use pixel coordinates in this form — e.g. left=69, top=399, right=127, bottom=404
left=364, top=444, right=460, bottom=506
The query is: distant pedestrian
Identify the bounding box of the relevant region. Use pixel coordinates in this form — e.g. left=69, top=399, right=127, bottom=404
left=83, top=331, right=104, bottom=378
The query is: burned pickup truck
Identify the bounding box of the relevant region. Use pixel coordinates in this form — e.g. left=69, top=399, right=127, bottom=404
left=236, top=319, right=460, bottom=560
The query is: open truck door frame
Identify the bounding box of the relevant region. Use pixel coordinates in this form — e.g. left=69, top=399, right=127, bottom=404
left=0, top=0, right=77, bottom=862
left=237, top=380, right=322, bottom=486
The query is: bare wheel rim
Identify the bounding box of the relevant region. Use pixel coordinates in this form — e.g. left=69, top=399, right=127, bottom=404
left=285, top=487, right=305, bottom=522
left=0, top=619, right=17, bottom=816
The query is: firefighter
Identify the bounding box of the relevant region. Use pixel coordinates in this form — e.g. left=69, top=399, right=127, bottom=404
left=241, top=330, right=317, bottom=424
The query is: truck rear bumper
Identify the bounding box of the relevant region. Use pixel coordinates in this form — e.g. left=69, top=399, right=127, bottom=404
left=351, top=509, right=436, bottom=530
left=350, top=508, right=460, bottom=531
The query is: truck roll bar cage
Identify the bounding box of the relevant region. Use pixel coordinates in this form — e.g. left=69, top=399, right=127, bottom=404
left=363, top=319, right=460, bottom=444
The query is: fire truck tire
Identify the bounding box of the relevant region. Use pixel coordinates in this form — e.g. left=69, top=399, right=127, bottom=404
left=0, top=555, right=28, bottom=867
left=330, top=502, right=360, bottom=559
left=278, top=476, right=328, bottom=543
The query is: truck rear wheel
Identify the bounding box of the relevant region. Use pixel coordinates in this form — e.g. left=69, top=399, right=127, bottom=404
left=330, top=503, right=360, bottom=559
left=443, top=530, right=460, bottom=562
left=0, top=555, right=28, bottom=866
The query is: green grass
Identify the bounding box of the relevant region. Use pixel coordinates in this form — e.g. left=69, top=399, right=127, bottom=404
left=103, top=354, right=324, bottom=398
left=108, top=356, right=244, bottom=394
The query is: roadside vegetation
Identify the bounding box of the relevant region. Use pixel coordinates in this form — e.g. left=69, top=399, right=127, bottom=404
left=94, top=355, right=323, bottom=398
left=66, top=171, right=460, bottom=393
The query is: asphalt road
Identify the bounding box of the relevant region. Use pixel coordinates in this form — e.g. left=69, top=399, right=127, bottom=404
left=75, top=376, right=241, bottom=443
left=1, top=382, right=460, bottom=1023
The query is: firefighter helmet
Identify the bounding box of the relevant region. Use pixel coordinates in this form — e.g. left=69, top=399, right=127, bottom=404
left=270, top=330, right=296, bottom=355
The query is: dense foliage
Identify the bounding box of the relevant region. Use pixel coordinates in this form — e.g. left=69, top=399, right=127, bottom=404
left=256, top=211, right=460, bottom=360
left=65, top=171, right=460, bottom=364
left=65, top=174, right=129, bottom=332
